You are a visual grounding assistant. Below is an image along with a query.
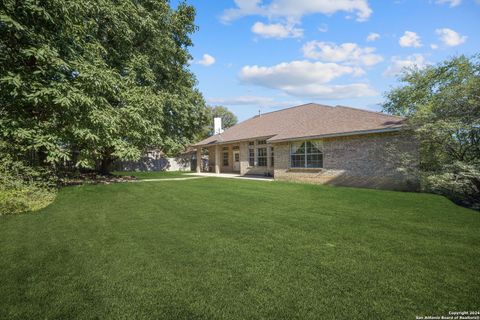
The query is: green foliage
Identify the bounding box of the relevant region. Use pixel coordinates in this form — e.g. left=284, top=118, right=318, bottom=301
left=0, top=0, right=208, bottom=173
left=422, top=162, right=479, bottom=209
left=383, top=54, right=480, bottom=208
left=0, top=152, right=56, bottom=215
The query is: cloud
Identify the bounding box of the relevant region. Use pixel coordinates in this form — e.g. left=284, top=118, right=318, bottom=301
left=240, top=60, right=354, bottom=86
left=318, top=24, right=328, bottom=33
left=430, top=43, right=439, bottom=49
left=399, top=31, right=422, bottom=47
left=435, top=0, right=461, bottom=7
left=383, top=54, right=428, bottom=77
left=278, top=83, right=378, bottom=99
left=435, top=28, right=467, bottom=46
left=221, top=0, right=372, bottom=23
left=366, top=32, right=380, bottom=42
left=302, top=41, right=383, bottom=66
left=207, top=96, right=302, bottom=108
left=197, top=54, right=215, bottom=66
left=251, top=22, right=303, bottom=39
left=239, top=60, right=377, bottom=99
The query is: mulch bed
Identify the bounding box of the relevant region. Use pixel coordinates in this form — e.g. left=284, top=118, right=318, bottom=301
left=59, top=173, right=137, bottom=186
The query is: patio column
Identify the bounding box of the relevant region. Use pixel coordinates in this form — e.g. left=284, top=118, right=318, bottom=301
left=196, top=147, right=201, bottom=173
left=214, top=145, right=221, bottom=174
left=267, top=145, right=272, bottom=168
left=239, top=142, right=248, bottom=175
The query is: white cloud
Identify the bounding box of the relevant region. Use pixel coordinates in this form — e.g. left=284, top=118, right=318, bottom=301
left=239, top=60, right=377, bottom=99
left=251, top=22, right=303, bottom=39
left=318, top=24, right=328, bottom=33
left=221, top=0, right=372, bottom=23
left=435, top=28, right=467, bottom=46
left=197, top=54, right=215, bottom=66
left=383, top=54, right=428, bottom=77
left=302, top=41, right=383, bottom=66
left=207, top=96, right=301, bottom=108
left=240, top=60, right=353, bottom=86
left=366, top=32, right=380, bottom=42
left=430, top=43, right=439, bottom=49
left=279, top=83, right=377, bottom=99
left=399, top=31, right=422, bottom=48
left=435, top=0, right=461, bottom=7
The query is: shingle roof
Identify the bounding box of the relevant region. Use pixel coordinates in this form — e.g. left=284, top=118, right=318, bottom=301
left=194, top=103, right=405, bottom=146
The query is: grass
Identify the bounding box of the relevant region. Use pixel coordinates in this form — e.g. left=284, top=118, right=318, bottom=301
left=113, top=170, right=192, bottom=179
left=0, top=175, right=479, bottom=319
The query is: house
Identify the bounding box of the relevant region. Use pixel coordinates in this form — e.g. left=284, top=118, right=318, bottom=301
left=193, top=103, right=418, bottom=190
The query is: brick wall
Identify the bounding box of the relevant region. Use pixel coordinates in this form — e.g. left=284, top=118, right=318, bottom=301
left=273, top=132, right=419, bottom=191
left=239, top=141, right=273, bottom=176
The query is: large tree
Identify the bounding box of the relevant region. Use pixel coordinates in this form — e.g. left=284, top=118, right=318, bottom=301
left=383, top=54, right=480, bottom=208
left=0, top=0, right=207, bottom=173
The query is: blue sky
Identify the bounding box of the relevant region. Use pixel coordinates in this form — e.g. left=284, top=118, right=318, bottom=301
left=178, top=0, right=479, bottom=121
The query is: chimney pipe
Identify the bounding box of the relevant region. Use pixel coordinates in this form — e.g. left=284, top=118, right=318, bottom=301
left=213, top=117, right=223, bottom=135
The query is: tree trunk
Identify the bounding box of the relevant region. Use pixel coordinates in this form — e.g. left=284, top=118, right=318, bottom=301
left=100, top=154, right=113, bottom=175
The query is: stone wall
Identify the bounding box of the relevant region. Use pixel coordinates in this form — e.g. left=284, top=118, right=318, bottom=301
left=273, top=132, right=419, bottom=191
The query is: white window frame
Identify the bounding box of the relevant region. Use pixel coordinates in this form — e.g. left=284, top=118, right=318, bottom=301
left=290, top=140, right=323, bottom=168
left=257, top=147, right=267, bottom=167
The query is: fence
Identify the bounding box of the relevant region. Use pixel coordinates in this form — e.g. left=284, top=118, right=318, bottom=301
left=113, top=155, right=193, bottom=172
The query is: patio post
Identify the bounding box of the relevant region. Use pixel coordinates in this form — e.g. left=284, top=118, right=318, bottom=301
left=196, top=147, right=201, bottom=173
left=214, top=145, right=221, bottom=174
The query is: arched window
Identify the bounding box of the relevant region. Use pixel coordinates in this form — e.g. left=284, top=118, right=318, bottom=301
left=290, top=141, right=323, bottom=168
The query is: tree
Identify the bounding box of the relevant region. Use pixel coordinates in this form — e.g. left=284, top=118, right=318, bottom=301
left=201, top=105, right=237, bottom=137
left=383, top=54, right=480, bottom=208
left=0, top=0, right=208, bottom=174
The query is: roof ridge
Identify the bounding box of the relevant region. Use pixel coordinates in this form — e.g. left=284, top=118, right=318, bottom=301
left=247, top=102, right=335, bottom=119
left=334, top=105, right=404, bottom=119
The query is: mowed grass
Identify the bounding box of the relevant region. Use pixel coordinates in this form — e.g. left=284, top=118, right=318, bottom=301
left=113, top=170, right=192, bottom=179
left=0, top=177, right=479, bottom=319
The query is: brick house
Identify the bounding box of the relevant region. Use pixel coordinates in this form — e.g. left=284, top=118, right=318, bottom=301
left=193, top=103, right=418, bottom=190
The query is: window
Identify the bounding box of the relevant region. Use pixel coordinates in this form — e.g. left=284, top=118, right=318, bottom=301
left=249, top=148, right=255, bottom=166
left=290, top=141, right=323, bottom=168
left=270, top=147, right=274, bottom=167
left=223, top=150, right=229, bottom=166
left=234, top=153, right=239, bottom=162
left=256, top=139, right=267, bottom=145
left=248, top=141, right=255, bottom=146
left=257, top=147, right=267, bottom=166
left=232, top=146, right=239, bottom=150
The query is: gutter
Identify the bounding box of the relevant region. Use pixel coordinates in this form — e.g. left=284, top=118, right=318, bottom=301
left=192, top=127, right=404, bottom=148
left=192, top=135, right=276, bottom=148
left=266, top=127, right=404, bottom=144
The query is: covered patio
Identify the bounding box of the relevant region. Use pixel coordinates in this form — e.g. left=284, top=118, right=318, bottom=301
left=194, top=140, right=274, bottom=177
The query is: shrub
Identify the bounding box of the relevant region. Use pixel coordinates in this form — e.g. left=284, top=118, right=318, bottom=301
left=0, top=155, right=56, bottom=215
left=422, top=162, right=480, bottom=210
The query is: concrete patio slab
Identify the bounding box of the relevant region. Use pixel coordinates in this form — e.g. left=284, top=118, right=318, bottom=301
left=185, top=172, right=273, bottom=181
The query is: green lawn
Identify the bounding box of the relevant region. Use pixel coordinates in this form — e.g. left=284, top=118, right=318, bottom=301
left=1, top=176, right=479, bottom=319
left=113, top=170, right=192, bottom=179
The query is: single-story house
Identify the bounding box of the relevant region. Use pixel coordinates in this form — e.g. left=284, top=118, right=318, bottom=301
left=193, top=103, right=418, bottom=190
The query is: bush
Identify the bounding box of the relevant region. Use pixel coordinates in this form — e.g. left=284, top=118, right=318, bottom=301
left=0, top=187, right=56, bottom=215
left=422, top=162, right=480, bottom=210
left=0, top=155, right=56, bottom=215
